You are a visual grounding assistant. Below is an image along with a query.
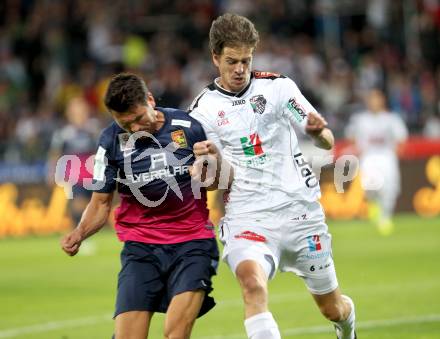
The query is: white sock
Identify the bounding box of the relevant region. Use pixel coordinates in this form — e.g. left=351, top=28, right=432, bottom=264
left=334, top=295, right=356, bottom=339
left=244, top=312, right=281, bottom=339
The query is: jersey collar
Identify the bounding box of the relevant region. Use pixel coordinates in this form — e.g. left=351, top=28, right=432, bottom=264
left=210, top=73, right=254, bottom=98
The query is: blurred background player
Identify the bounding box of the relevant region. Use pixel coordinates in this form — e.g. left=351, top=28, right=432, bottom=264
left=346, top=88, right=408, bottom=235
left=61, top=73, right=219, bottom=339
left=47, top=96, right=100, bottom=227
left=190, top=13, right=356, bottom=339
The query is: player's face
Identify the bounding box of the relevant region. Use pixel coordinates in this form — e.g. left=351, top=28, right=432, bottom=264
left=213, top=45, right=253, bottom=93
left=110, top=93, right=158, bottom=134
left=366, top=89, right=386, bottom=113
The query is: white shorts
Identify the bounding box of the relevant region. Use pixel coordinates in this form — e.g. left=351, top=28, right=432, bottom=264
left=219, top=201, right=338, bottom=295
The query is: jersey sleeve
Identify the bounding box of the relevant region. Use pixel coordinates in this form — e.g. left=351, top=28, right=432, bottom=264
left=92, top=129, right=118, bottom=193
left=391, top=113, right=408, bottom=143
left=277, top=77, right=318, bottom=134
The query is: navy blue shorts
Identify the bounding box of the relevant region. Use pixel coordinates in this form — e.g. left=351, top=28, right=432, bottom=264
left=114, top=238, right=219, bottom=318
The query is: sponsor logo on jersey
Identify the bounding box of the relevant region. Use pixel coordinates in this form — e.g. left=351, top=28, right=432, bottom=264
left=240, top=133, right=264, bottom=156
left=250, top=95, right=267, bottom=114
left=307, top=235, right=322, bottom=252
left=239, top=133, right=268, bottom=167
left=217, top=110, right=230, bottom=126
left=125, top=165, right=190, bottom=185
left=171, top=130, right=188, bottom=148
left=234, top=230, right=267, bottom=242
left=294, top=153, right=318, bottom=188
left=123, top=151, right=191, bottom=185
left=232, top=99, right=246, bottom=106
left=287, top=97, right=307, bottom=122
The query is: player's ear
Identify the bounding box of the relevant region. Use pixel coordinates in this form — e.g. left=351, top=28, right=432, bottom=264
left=212, top=53, right=220, bottom=67
left=147, top=92, right=156, bottom=108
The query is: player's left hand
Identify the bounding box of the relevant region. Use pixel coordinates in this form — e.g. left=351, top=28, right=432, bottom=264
left=305, top=111, right=327, bottom=136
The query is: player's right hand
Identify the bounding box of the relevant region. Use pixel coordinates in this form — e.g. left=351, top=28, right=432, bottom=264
left=61, top=229, right=83, bottom=256
left=191, top=140, right=220, bottom=183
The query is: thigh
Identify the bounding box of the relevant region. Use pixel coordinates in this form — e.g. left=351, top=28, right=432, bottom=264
left=168, top=238, right=219, bottom=318
left=164, top=290, right=205, bottom=335
left=115, top=242, right=165, bottom=318
left=219, top=215, right=280, bottom=279
left=115, top=311, right=153, bottom=339
left=280, top=202, right=339, bottom=295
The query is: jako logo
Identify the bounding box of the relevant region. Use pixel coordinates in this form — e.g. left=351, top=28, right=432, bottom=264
left=307, top=235, right=322, bottom=251
left=232, top=99, right=246, bottom=106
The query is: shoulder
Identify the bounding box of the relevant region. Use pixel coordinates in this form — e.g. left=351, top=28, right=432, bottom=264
left=99, top=122, right=116, bottom=139
left=161, top=107, right=206, bottom=139
left=100, top=121, right=122, bottom=139
left=98, top=122, right=123, bottom=149
left=188, top=85, right=219, bottom=113
left=252, top=71, right=286, bottom=80
left=388, top=111, right=404, bottom=122
left=252, top=71, right=298, bottom=95
left=160, top=107, right=203, bottom=129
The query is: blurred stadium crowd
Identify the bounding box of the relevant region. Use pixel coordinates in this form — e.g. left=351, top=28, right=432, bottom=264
left=0, top=0, right=439, bottom=167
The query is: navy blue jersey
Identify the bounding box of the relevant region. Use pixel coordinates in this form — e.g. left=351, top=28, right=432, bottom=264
left=92, top=107, right=214, bottom=244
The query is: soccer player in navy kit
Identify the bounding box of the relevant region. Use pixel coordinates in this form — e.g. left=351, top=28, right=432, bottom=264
left=61, top=73, right=219, bottom=339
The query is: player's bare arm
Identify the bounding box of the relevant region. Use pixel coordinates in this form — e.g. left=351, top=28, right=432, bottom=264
left=192, top=140, right=234, bottom=190
left=305, top=111, right=334, bottom=150
left=61, top=192, right=114, bottom=256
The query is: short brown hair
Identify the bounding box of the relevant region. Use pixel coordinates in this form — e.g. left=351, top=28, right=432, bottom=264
left=209, top=13, right=259, bottom=55
left=104, top=73, right=149, bottom=113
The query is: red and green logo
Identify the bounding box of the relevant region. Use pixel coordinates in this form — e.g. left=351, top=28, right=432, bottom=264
left=240, top=133, right=264, bottom=156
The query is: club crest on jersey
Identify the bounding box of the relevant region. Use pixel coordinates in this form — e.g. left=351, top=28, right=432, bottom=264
left=171, top=130, right=187, bottom=148
left=287, top=97, right=307, bottom=122
left=250, top=95, right=267, bottom=114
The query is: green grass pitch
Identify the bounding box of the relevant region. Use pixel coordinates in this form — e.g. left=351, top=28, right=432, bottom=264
left=1, top=214, right=439, bottom=338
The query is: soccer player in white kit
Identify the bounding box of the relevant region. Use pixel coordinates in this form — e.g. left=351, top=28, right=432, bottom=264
left=189, top=13, right=356, bottom=339
left=346, top=88, right=408, bottom=235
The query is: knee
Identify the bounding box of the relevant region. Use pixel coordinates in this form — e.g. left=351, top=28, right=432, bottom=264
left=239, top=274, right=268, bottom=302
left=319, top=301, right=345, bottom=322
left=164, top=327, right=190, bottom=339
left=164, top=318, right=194, bottom=339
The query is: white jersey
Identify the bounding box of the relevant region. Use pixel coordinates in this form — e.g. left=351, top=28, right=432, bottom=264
left=345, top=111, right=408, bottom=160
left=189, top=71, right=321, bottom=215
left=345, top=110, right=408, bottom=195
